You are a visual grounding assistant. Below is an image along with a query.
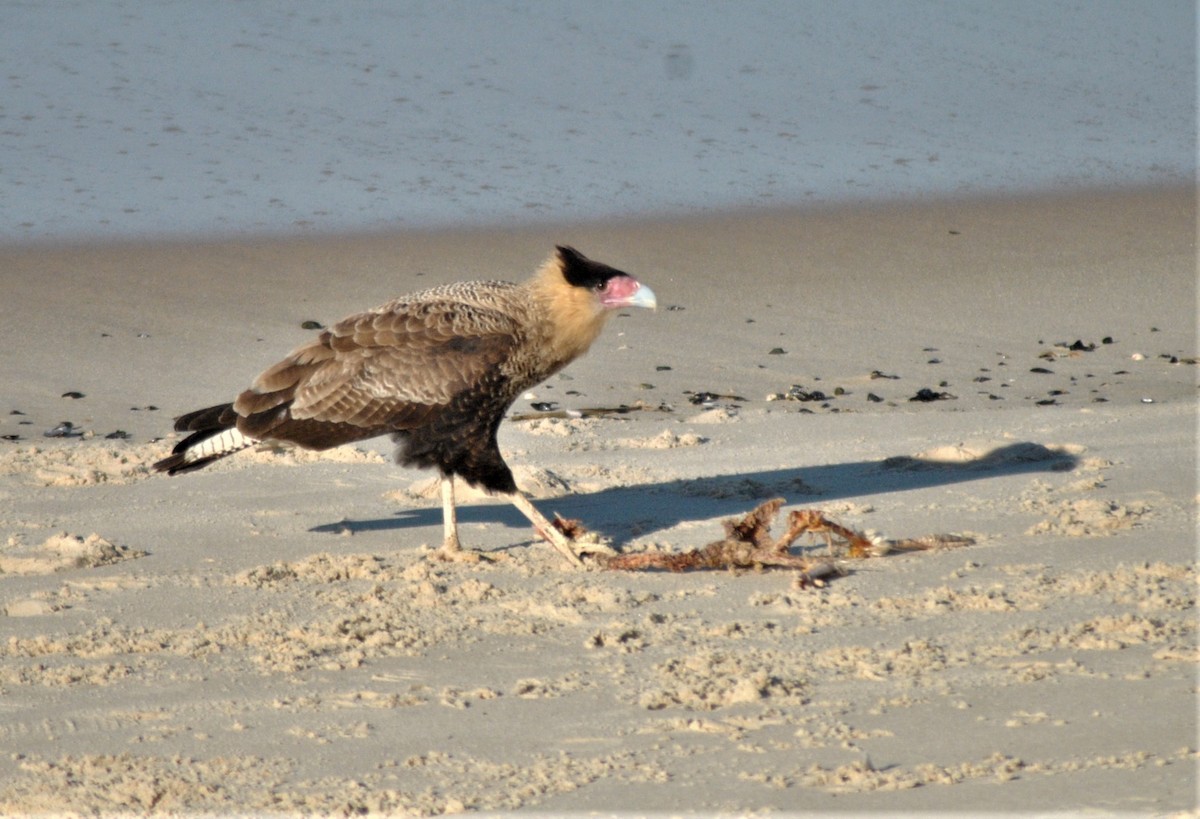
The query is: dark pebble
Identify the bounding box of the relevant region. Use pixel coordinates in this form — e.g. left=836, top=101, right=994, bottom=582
left=973, top=376, right=991, bottom=383
left=1068, top=340, right=1095, bottom=352
left=866, top=393, right=883, bottom=403
left=105, top=430, right=130, bottom=440
left=768, top=347, right=786, bottom=355
left=909, top=388, right=954, bottom=402
left=530, top=401, right=558, bottom=412
left=10, top=409, right=25, bottom=415
left=1036, top=399, right=1059, bottom=406
left=869, top=370, right=900, bottom=380
left=1, top=434, right=20, bottom=441
left=61, top=391, right=85, bottom=399
left=785, top=385, right=827, bottom=402
left=300, top=320, right=325, bottom=330
left=1030, top=367, right=1054, bottom=374
left=1102, top=336, right=1114, bottom=344
left=655, top=365, right=672, bottom=371
left=927, top=358, right=942, bottom=364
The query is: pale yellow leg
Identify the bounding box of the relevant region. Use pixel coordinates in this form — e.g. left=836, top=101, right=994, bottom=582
left=435, top=474, right=485, bottom=563
left=440, top=473, right=460, bottom=552
left=507, top=491, right=584, bottom=568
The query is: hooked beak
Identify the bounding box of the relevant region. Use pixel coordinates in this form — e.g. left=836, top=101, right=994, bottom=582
left=601, top=276, right=657, bottom=311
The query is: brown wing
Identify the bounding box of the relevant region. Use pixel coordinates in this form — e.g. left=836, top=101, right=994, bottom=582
left=233, top=293, right=526, bottom=446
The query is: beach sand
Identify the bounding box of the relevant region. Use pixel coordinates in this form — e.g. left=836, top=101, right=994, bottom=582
left=0, top=186, right=1195, bottom=814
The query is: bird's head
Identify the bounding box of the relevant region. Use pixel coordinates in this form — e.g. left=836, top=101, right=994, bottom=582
left=555, top=245, right=657, bottom=311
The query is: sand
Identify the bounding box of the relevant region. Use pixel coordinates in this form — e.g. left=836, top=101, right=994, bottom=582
left=0, top=186, right=1195, bottom=815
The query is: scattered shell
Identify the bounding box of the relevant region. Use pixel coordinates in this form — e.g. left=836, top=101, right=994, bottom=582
left=768, top=385, right=828, bottom=403
left=687, top=391, right=746, bottom=405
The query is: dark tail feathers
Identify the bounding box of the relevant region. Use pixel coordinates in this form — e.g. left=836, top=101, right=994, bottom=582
left=153, top=403, right=244, bottom=475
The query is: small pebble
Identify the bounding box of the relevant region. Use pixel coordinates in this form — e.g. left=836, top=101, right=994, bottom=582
left=300, top=320, right=325, bottom=330
left=61, top=391, right=85, bottom=399
left=909, top=388, right=954, bottom=402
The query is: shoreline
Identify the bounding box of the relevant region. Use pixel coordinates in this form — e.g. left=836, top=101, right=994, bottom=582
left=0, top=185, right=1195, bottom=814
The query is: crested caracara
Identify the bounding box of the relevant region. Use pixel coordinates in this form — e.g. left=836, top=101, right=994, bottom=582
left=153, top=246, right=656, bottom=566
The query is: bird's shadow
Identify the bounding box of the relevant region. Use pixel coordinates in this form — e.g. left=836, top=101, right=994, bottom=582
left=310, top=442, right=1076, bottom=546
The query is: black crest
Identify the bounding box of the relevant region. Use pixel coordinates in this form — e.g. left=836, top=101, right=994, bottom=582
left=556, top=245, right=626, bottom=289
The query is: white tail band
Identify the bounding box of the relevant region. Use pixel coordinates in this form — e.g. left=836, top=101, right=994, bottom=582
left=182, top=427, right=256, bottom=465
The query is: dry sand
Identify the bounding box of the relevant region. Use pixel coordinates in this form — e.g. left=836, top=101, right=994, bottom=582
left=0, top=187, right=1195, bottom=815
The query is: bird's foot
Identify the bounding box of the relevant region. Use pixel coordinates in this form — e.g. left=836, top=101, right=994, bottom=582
left=433, top=536, right=494, bottom=565
left=544, top=515, right=617, bottom=566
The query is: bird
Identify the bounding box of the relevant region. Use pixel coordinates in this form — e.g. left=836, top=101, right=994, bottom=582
left=153, top=245, right=657, bottom=567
